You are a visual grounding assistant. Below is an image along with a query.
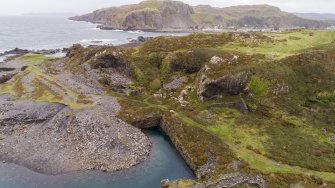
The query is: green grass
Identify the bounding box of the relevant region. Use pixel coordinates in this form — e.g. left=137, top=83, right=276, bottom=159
left=219, top=30, right=335, bottom=59
left=0, top=54, right=94, bottom=109
left=172, top=109, right=335, bottom=182
left=115, top=30, right=335, bottom=184
left=16, top=53, right=56, bottom=66
left=247, top=75, right=270, bottom=99
left=317, top=90, right=335, bottom=103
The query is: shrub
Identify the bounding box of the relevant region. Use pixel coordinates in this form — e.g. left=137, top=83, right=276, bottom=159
left=317, top=91, right=335, bottom=103
left=168, top=51, right=204, bottom=74
left=149, top=79, right=162, bottom=90
left=148, top=52, right=166, bottom=68
left=248, top=75, right=269, bottom=98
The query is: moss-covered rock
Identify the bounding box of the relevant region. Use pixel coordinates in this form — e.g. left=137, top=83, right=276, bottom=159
left=197, top=70, right=249, bottom=101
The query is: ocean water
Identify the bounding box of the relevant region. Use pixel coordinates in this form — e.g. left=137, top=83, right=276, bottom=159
left=0, top=15, right=186, bottom=53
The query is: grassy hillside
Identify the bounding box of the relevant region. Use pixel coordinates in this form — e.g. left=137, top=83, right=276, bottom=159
left=114, top=29, right=335, bottom=186
left=3, top=29, right=335, bottom=187
left=70, top=0, right=330, bottom=30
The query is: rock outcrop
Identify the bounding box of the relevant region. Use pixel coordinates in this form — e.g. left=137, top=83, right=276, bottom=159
left=0, top=95, right=151, bottom=175
left=122, top=9, right=163, bottom=30
left=197, top=71, right=249, bottom=101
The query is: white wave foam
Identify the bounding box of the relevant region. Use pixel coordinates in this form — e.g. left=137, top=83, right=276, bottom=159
left=79, top=39, right=117, bottom=46
left=111, top=29, right=124, bottom=32
left=127, top=30, right=143, bottom=34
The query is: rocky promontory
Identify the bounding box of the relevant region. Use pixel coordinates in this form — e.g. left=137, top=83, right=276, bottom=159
left=70, top=0, right=330, bottom=31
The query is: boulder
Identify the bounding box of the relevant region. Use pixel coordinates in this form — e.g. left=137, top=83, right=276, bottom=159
left=163, top=76, right=188, bottom=90
left=161, top=179, right=170, bottom=188
left=235, top=99, right=249, bottom=113
left=209, top=55, right=239, bottom=65
left=331, top=135, right=335, bottom=142
left=209, top=99, right=249, bottom=114
left=197, top=71, right=249, bottom=101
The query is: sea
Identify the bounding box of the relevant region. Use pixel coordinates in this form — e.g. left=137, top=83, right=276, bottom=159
left=0, top=14, right=186, bottom=53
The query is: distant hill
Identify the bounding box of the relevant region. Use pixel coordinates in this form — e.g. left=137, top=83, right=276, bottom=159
left=294, top=13, right=335, bottom=21
left=70, top=0, right=330, bottom=31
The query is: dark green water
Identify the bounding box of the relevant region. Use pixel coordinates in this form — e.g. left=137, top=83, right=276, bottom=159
left=0, top=128, right=195, bottom=188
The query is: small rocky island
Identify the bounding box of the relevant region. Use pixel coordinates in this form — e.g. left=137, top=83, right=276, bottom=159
left=1, top=29, right=335, bottom=187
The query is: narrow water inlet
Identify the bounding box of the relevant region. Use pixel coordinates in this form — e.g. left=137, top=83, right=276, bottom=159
left=0, top=128, right=195, bottom=188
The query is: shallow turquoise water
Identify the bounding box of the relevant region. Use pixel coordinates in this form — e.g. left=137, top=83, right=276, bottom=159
left=0, top=128, right=195, bottom=188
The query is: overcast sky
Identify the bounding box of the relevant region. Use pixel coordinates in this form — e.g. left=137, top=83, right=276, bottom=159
left=1, top=0, right=335, bottom=15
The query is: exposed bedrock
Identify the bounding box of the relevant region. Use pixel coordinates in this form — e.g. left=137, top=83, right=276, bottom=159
left=122, top=9, right=163, bottom=30
left=197, top=71, right=249, bottom=101
left=0, top=73, right=17, bottom=84
left=0, top=94, right=151, bottom=175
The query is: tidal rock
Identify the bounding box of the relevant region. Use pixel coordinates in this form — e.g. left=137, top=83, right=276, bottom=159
left=161, top=179, right=170, bottom=188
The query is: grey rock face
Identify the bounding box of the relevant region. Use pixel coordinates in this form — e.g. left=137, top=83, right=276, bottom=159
left=0, top=60, right=24, bottom=84
left=0, top=95, right=151, bottom=175
left=0, top=72, right=18, bottom=84
left=163, top=76, right=188, bottom=90
left=197, top=71, right=249, bottom=101
left=209, top=99, right=249, bottom=113
left=122, top=9, right=163, bottom=30
left=331, top=135, right=335, bottom=142
left=206, top=173, right=266, bottom=188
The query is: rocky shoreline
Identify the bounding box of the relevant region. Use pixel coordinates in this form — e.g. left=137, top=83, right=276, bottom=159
left=0, top=36, right=153, bottom=62
left=0, top=48, right=68, bottom=57
left=0, top=47, right=152, bottom=175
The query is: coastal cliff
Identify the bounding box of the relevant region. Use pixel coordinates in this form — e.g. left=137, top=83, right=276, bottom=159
left=70, top=0, right=330, bottom=31
left=71, top=0, right=196, bottom=31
